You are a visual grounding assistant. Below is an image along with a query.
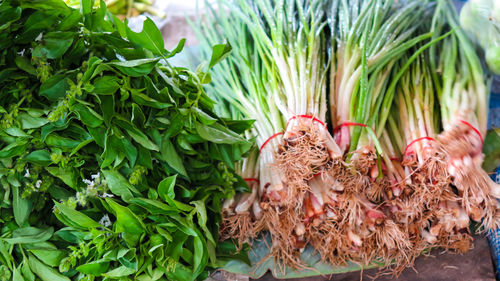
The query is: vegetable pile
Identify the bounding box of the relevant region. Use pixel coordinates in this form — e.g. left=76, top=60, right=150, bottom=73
left=196, top=0, right=500, bottom=275
left=0, top=0, right=253, bottom=280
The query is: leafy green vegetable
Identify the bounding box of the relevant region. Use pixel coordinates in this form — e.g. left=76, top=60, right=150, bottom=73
left=0, top=0, right=253, bottom=280
left=483, top=128, right=500, bottom=172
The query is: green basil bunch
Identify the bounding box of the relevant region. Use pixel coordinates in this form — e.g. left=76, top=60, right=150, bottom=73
left=0, top=0, right=252, bottom=280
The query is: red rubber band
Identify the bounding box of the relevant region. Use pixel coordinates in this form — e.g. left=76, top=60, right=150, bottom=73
left=460, top=120, right=483, bottom=146
left=333, top=122, right=375, bottom=133
left=286, top=115, right=326, bottom=129
left=403, top=137, right=436, bottom=156
left=259, top=132, right=284, bottom=153
left=244, top=178, right=260, bottom=184
left=311, top=172, right=322, bottom=179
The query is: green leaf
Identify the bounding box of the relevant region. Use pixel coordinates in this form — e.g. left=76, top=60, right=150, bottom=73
left=165, top=262, right=195, bottom=281
left=160, top=138, right=187, bottom=178
left=13, top=186, right=31, bottom=226
left=120, top=136, right=138, bottom=166
left=163, top=114, right=184, bottom=138
left=16, top=11, right=58, bottom=43
left=70, top=138, right=94, bottom=156
left=12, top=267, right=23, bottom=281
left=45, top=134, right=81, bottom=149
left=195, top=122, right=247, bottom=144
left=129, top=198, right=178, bottom=215
left=102, top=169, right=137, bottom=201
left=53, top=201, right=101, bottom=229
left=158, top=176, right=193, bottom=212
left=193, top=108, right=217, bottom=125
left=0, top=140, right=27, bottom=158
left=101, top=133, right=120, bottom=168
left=57, top=9, right=81, bottom=31
left=110, top=13, right=127, bottom=37
left=81, top=57, right=104, bottom=83
left=131, top=103, right=146, bottom=127
left=45, top=167, right=78, bottom=189
left=81, top=0, right=93, bottom=15
left=15, top=56, right=36, bottom=75
left=93, top=76, right=120, bottom=95
left=4, top=127, right=30, bottom=137
left=137, top=145, right=153, bottom=169
left=105, top=198, right=145, bottom=234
left=131, top=91, right=171, bottom=109
left=191, top=200, right=215, bottom=245
left=99, top=94, right=115, bottom=125
left=168, top=38, right=186, bottom=58
left=30, top=248, right=65, bottom=267
left=137, top=268, right=164, bottom=281
left=21, top=258, right=36, bottom=281
left=76, top=260, right=109, bottom=275
left=192, top=233, right=208, bottom=277
left=108, top=58, right=159, bottom=77
left=102, top=265, right=136, bottom=278
left=114, top=117, right=159, bottom=151
left=32, top=31, right=74, bottom=59
left=72, top=103, right=103, bottom=128
left=88, top=126, right=106, bottom=147
left=19, top=113, right=49, bottom=129
left=483, top=128, right=500, bottom=172
left=3, top=227, right=53, bottom=244
left=0, top=4, right=21, bottom=31
left=126, top=18, right=167, bottom=56
left=39, top=75, right=70, bottom=101
left=209, top=43, right=232, bottom=68
left=40, top=116, right=74, bottom=141
left=28, top=254, right=70, bottom=281
left=24, top=150, right=52, bottom=166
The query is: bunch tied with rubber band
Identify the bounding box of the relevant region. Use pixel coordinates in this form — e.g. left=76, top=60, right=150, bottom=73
left=195, top=0, right=500, bottom=275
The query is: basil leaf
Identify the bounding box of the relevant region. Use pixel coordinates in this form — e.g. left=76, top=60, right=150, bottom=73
left=32, top=31, right=74, bottom=59
left=126, top=18, right=167, bottom=56
left=13, top=185, right=31, bottom=226
left=28, top=254, right=70, bottom=281
left=108, top=58, right=159, bottom=77
left=53, top=201, right=101, bottom=229
left=3, top=227, right=53, bottom=244
left=195, top=122, right=247, bottom=144
left=160, top=138, right=187, bottom=178
left=105, top=198, right=145, bottom=235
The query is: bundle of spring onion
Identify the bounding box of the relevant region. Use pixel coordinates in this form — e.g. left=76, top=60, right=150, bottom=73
left=195, top=0, right=500, bottom=276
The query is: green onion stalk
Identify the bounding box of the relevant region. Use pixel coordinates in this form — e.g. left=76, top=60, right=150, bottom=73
left=432, top=0, right=500, bottom=230
left=311, top=0, right=437, bottom=264
left=392, top=55, right=443, bottom=198
left=383, top=54, right=471, bottom=255
left=235, top=0, right=342, bottom=198
left=331, top=0, right=427, bottom=151
left=191, top=0, right=282, bottom=248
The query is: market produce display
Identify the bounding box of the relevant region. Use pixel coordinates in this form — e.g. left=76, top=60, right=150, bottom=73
left=195, top=0, right=500, bottom=276
left=0, top=0, right=253, bottom=280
